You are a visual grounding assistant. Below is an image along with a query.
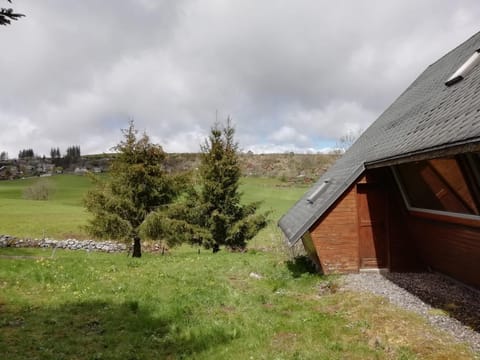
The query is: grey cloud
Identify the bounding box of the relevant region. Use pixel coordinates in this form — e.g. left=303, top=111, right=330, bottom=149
left=1, top=0, right=480, bottom=156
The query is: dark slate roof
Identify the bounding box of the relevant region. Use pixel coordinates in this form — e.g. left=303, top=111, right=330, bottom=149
left=279, top=31, right=480, bottom=246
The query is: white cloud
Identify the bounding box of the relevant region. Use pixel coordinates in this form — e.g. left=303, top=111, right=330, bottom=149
left=245, top=144, right=333, bottom=155
left=282, top=101, right=376, bottom=141
left=269, top=126, right=309, bottom=144
left=0, top=112, right=40, bottom=157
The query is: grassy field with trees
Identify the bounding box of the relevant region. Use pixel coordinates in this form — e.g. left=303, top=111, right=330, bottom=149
left=0, top=173, right=477, bottom=359
left=0, top=173, right=306, bottom=245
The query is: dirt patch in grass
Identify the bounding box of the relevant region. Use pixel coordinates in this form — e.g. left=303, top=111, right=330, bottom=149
left=271, top=332, right=299, bottom=350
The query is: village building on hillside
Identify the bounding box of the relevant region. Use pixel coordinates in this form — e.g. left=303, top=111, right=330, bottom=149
left=279, top=32, right=480, bottom=289
left=0, top=165, right=18, bottom=180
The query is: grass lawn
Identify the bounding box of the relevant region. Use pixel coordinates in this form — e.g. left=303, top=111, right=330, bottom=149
left=239, top=177, right=309, bottom=249
left=0, top=175, right=92, bottom=239
left=0, top=247, right=474, bottom=359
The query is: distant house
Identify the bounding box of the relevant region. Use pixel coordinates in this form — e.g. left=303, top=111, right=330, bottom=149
left=74, top=167, right=89, bottom=175
left=279, top=32, right=480, bottom=289
left=0, top=165, right=18, bottom=179
left=23, top=164, right=34, bottom=174
left=36, top=163, right=54, bottom=174
left=0, top=166, right=7, bottom=179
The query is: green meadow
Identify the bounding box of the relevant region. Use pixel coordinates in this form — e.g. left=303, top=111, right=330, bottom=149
left=0, top=175, right=92, bottom=239
left=0, top=175, right=307, bottom=242
left=0, top=175, right=476, bottom=359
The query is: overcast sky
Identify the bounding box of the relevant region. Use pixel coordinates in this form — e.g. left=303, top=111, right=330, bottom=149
left=1, top=1, right=480, bottom=157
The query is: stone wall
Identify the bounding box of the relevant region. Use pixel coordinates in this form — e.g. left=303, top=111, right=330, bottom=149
left=0, top=235, right=127, bottom=253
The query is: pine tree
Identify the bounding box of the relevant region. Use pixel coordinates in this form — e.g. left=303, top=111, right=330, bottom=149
left=50, top=148, right=57, bottom=159
left=143, top=120, right=268, bottom=252
left=18, top=148, right=34, bottom=159
left=84, top=121, right=183, bottom=257
left=66, top=145, right=81, bottom=160
left=0, top=1, right=24, bottom=26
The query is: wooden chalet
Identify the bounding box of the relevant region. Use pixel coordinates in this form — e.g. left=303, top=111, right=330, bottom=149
left=279, top=32, right=480, bottom=289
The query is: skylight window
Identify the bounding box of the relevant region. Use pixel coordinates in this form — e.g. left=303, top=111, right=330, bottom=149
left=306, top=179, right=330, bottom=204
left=445, top=49, right=480, bottom=86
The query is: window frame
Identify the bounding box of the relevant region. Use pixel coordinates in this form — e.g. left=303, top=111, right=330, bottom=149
left=391, top=157, right=480, bottom=223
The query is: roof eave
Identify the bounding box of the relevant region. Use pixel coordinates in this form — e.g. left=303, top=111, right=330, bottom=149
left=279, top=164, right=365, bottom=247
left=365, top=138, right=480, bottom=169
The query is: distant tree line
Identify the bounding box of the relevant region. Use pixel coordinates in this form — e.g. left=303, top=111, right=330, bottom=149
left=14, top=145, right=81, bottom=168
left=60, top=145, right=81, bottom=168
left=65, top=145, right=81, bottom=160
left=50, top=147, right=61, bottom=159
left=49, top=146, right=81, bottom=160
left=16, top=145, right=81, bottom=161
left=18, top=148, right=35, bottom=159
left=0, top=151, right=8, bottom=161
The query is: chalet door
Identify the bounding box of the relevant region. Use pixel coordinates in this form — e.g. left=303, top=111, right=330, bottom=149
left=357, top=184, right=388, bottom=269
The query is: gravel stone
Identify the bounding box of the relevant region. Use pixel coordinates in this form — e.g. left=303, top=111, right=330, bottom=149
left=341, top=272, right=480, bottom=354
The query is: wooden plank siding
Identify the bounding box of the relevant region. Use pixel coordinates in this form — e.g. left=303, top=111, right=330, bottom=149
left=384, top=170, right=424, bottom=272
left=306, top=164, right=480, bottom=288
left=357, top=183, right=388, bottom=268
left=309, top=183, right=359, bottom=273
left=307, top=168, right=422, bottom=274
left=407, top=215, right=480, bottom=288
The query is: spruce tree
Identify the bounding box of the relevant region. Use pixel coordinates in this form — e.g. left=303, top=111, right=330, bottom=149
left=143, top=120, right=268, bottom=251
left=0, top=1, right=24, bottom=26
left=84, top=121, right=182, bottom=257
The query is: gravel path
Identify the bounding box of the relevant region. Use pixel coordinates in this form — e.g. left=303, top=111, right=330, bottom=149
left=341, top=272, right=480, bottom=354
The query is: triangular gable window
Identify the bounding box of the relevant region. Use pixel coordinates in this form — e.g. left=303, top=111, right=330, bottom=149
left=393, top=155, right=480, bottom=217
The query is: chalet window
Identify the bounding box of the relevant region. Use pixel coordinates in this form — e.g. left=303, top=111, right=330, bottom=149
left=395, top=156, right=480, bottom=216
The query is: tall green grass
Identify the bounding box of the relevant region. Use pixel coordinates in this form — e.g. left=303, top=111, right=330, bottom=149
left=0, top=247, right=473, bottom=359
left=239, top=177, right=308, bottom=249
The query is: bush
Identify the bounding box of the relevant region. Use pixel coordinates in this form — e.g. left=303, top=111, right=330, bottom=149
left=23, top=179, right=55, bottom=200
